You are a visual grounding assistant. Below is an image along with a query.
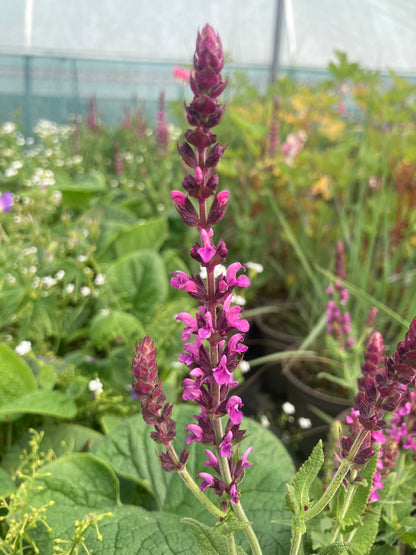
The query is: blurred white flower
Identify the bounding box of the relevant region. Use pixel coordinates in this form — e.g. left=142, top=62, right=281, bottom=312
left=239, top=360, right=251, bottom=374
left=15, top=340, right=32, bottom=356
left=231, top=294, right=246, bottom=306
left=199, top=264, right=226, bottom=280
left=41, top=276, right=57, bottom=288
left=66, top=283, right=75, bottom=294
left=246, top=262, right=264, bottom=274
left=54, top=270, right=65, bottom=280
left=94, top=273, right=105, bottom=286
left=80, top=286, right=91, bottom=297
left=77, top=255, right=87, bottom=263
left=5, top=167, right=18, bottom=178
left=260, top=415, right=271, bottom=428
left=23, top=246, right=38, bottom=256
left=298, top=417, right=312, bottom=430
left=282, top=401, right=296, bottom=415
left=88, top=378, right=103, bottom=395
left=1, top=122, right=16, bottom=134
left=99, top=308, right=110, bottom=316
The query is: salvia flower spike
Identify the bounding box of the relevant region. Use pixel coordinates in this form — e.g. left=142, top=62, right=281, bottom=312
left=132, top=24, right=262, bottom=554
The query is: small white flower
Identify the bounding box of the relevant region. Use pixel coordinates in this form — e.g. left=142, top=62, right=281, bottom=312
left=41, top=276, right=57, bottom=288
left=99, top=308, right=110, bottom=316
left=77, top=255, right=87, bottom=263
left=246, top=261, right=264, bottom=274
left=94, top=273, right=105, bottom=286
left=66, top=283, right=75, bottom=294
left=282, top=401, right=296, bottom=415
left=52, top=191, right=62, bottom=204
left=298, top=417, right=312, bottom=430
left=199, top=264, right=226, bottom=280
left=15, top=340, right=32, bottom=356
left=231, top=294, right=246, bottom=306
left=260, top=415, right=271, bottom=428
left=80, top=286, right=91, bottom=297
left=239, top=360, right=251, bottom=374
left=171, top=361, right=183, bottom=369
left=5, top=167, right=18, bottom=178
left=54, top=270, right=65, bottom=280
left=6, top=273, right=16, bottom=284
left=32, top=277, right=40, bottom=289
left=23, top=246, right=38, bottom=256
left=1, top=122, right=16, bottom=134
left=88, top=378, right=103, bottom=395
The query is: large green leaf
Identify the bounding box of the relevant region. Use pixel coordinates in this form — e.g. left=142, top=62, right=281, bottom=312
left=105, top=250, right=168, bottom=317
left=82, top=505, right=196, bottom=554
left=0, top=343, right=37, bottom=422
left=94, top=404, right=295, bottom=554
left=54, top=171, right=106, bottom=207
left=0, top=466, right=15, bottom=498
left=0, top=390, right=77, bottom=421
left=99, top=217, right=168, bottom=261
left=1, top=423, right=103, bottom=475
left=24, top=453, right=196, bottom=554
left=90, top=309, right=144, bottom=348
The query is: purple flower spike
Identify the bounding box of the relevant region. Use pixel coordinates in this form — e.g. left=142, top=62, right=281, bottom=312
left=132, top=337, right=188, bottom=470
left=155, top=90, right=169, bottom=155
left=133, top=24, right=252, bottom=511
left=0, top=192, right=13, bottom=213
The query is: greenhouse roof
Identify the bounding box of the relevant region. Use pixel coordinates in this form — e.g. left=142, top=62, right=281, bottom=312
left=0, top=0, right=415, bottom=74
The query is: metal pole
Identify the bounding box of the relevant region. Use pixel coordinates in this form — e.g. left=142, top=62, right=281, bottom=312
left=270, top=0, right=285, bottom=84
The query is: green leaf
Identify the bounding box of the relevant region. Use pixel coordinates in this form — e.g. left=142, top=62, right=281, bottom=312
left=341, top=452, right=379, bottom=526
left=2, top=423, right=103, bottom=475
left=0, top=390, right=77, bottom=420
left=82, top=505, right=196, bottom=554
left=181, top=517, right=230, bottom=554
left=22, top=453, right=119, bottom=552
left=105, top=250, right=168, bottom=317
left=93, top=413, right=169, bottom=508
left=291, top=440, right=324, bottom=511
left=0, top=466, right=15, bottom=497
left=94, top=404, right=295, bottom=554
left=317, top=543, right=350, bottom=555
left=348, top=510, right=381, bottom=555
left=90, top=309, right=144, bottom=348
left=24, top=453, right=196, bottom=554
left=0, top=343, right=37, bottom=421
left=54, top=171, right=106, bottom=207
left=99, top=217, right=169, bottom=261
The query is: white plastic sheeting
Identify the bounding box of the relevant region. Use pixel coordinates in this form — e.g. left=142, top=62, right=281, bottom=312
left=0, top=0, right=415, bottom=73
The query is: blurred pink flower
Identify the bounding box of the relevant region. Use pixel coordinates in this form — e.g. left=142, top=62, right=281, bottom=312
left=173, top=66, right=191, bottom=83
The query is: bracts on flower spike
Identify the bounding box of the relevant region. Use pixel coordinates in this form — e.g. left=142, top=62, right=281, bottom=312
left=132, top=336, right=189, bottom=471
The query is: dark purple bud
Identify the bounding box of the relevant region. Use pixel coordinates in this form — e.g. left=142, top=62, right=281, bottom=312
left=207, top=191, right=229, bottom=226
left=206, top=175, right=219, bottom=194
left=206, top=105, right=226, bottom=128
left=173, top=194, right=200, bottom=227
left=205, top=143, right=227, bottom=168
left=178, top=140, right=197, bottom=168
left=185, top=128, right=217, bottom=148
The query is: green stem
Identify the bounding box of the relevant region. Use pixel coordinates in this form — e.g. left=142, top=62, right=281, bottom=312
left=232, top=500, right=263, bottom=555
left=328, top=468, right=358, bottom=543
left=227, top=534, right=238, bottom=555
left=289, top=527, right=303, bottom=555
left=304, top=428, right=368, bottom=522
left=175, top=459, right=227, bottom=520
